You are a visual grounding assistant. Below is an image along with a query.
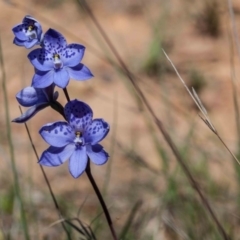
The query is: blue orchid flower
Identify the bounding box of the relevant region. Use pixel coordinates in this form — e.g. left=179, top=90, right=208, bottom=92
left=12, top=15, right=43, bottom=49
left=28, top=29, right=93, bottom=89
left=13, top=84, right=59, bottom=123
left=39, top=99, right=109, bottom=178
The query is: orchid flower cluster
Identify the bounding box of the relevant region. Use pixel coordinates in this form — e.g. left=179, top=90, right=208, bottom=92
left=12, top=16, right=110, bottom=178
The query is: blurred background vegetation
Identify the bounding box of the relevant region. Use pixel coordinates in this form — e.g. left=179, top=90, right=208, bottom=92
left=0, top=0, right=240, bottom=239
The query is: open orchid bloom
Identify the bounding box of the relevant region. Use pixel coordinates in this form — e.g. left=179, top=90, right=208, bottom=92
left=39, top=100, right=109, bottom=178
left=13, top=84, right=58, bottom=123
left=12, top=15, right=43, bottom=49
left=28, top=29, right=93, bottom=89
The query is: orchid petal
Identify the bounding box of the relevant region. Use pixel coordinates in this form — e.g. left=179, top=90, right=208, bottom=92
left=40, top=121, right=74, bottom=147
left=28, top=48, right=54, bottom=71
left=24, top=39, right=39, bottom=49
left=32, top=70, right=53, bottom=88
left=13, top=38, right=25, bottom=47
left=16, top=86, right=47, bottom=107
left=62, top=44, right=85, bottom=67
left=42, top=29, right=67, bottom=53
left=84, top=119, right=109, bottom=145
left=69, top=146, right=87, bottom=178
left=87, top=144, right=109, bottom=165
left=12, top=24, right=28, bottom=41
left=39, top=144, right=75, bottom=167
left=68, top=63, right=93, bottom=81
left=12, top=103, right=49, bottom=123
left=64, top=100, right=93, bottom=131
left=53, top=69, right=69, bottom=88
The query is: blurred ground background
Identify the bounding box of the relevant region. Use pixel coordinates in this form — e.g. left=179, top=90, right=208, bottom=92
left=1, top=0, right=240, bottom=239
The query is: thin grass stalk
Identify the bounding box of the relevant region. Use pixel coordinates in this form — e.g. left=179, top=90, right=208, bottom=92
left=119, top=200, right=142, bottom=239
left=103, top=93, right=118, bottom=195
left=163, top=50, right=240, bottom=167
left=77, top=2, right=230, bottom=239
left=227, top=24, right=240, bottom=206
left=63, top=88, right=118, bottom=240
left=0, top=37, right=30, bottom=240
left=142, top=110, right=169, bottom=173
left=227, top=0, right=240, bottom=64
left=227, top=30, right=240, bottom=147
left=19, top=107, right=72, bottom=240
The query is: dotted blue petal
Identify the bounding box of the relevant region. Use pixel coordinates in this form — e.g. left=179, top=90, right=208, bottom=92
left=53, top=68, right=69, bottom=88
left=67, top=63, right=93, bottom=81
left=16, top=86, right=47, bottom=107
left=64, top=100, right=93, bottom=131
left=12, top=103, right=49, bottom=123
left=87, top=144, right=109, bottom=165
left=69, top=146, right=87, bottom=178
left=28, top=48, right=54, bottom=71
left=61, top=44, right=85, bottom=67
left=40, top=121, right=75, bottom=147
left=32, top=70, right=54, bottom=88
left=12, top=23, right=28, bottom=41
left=84, top=119, right=110, bottom=145
left=39, top=144, right=75, bottom=167
left=42, top=28, right=67, bottom=53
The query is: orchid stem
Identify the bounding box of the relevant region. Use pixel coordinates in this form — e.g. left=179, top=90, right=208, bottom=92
left=86, top=161, right=118, bottom=240
left=50, top=100, right=66, bottom=120
left=63, top=87, right=70, bottom=102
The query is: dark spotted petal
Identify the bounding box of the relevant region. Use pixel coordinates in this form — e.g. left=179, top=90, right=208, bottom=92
left=12, top=23, right=28, bottom=41
left=64, top=100, right=93, bottom=131
left=39, top=144, right=75, bottom=167
left=84, top=119, right=109, bottom=145
left=16, top=86, right=47, bottom=107
left=87, top=144, right=109, bottom=165
left=42, top=28, right=67, bottom=53
left=69, top=146, right=87, bottom=178
left=12, top=103, right=49, bottom=123
left=28, top=48, right=54, bottom=71
left=67, top=63, right=93, bottom=81
left=39, top=121, right=75, bottom=147
left=62, top=44, right=85, bottom=67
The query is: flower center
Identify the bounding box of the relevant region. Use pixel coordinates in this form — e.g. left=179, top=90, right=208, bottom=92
left=74, top=131, right=84, bottom=146
left=26, top=25, right=37, bottom=40
left=53, top=53, right=63, bottom=69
